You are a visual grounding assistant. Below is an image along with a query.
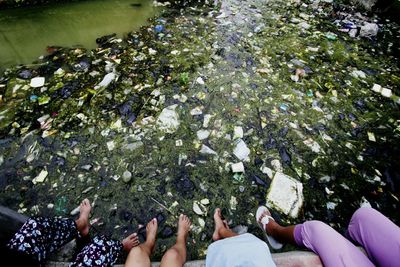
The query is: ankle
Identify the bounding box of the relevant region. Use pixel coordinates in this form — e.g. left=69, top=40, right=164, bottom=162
left=265, top=221, right=277, bottom=236
left=177, top=234, right=187, bottom=244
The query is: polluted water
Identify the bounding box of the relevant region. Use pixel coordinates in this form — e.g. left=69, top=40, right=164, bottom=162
left=0, top=0, right=399, bottom=261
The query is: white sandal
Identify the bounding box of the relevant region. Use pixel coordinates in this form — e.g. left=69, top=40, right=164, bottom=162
left=256, top=206, right=283, bottom=250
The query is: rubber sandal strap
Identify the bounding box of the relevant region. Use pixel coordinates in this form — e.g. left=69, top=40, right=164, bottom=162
left=260, top=215, right=274, bottom=226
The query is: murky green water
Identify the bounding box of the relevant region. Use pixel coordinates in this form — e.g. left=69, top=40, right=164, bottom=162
left=0, top=0, right=400, bottom=262
left=0, top=0, right=159, bottom=67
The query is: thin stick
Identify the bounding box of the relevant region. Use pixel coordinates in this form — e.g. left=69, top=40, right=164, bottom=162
left=150, top=197, right=175, bottom=216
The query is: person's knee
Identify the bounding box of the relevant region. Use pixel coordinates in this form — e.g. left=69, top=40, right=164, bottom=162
left=125, top=246, right=151, bottom=267
left=128, top=246, right=143, bottom=256
left=162, top=248, right=182, bottom=263
left=306, top=220, right=331, bottom=233
left=351, top=207, right=376, bottom=224
left=304, top=220, right=339, bottom=239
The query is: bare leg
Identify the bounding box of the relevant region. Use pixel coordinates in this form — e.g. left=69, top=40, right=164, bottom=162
left=75, top=199, right=91, bottom=237
left=258, top=209, right=296, bottom=245
left=125, top=218, right=158, bottom=267
left=212, top=208, right=238, bottom=241
left=160, top=214, right=192, bottom=267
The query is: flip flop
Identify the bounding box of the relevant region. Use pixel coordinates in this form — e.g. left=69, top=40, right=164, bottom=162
left=256, top=206, right=283, bottom=250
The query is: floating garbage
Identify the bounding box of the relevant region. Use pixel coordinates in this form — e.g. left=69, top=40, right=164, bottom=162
left=231, top=162, right=245, bottom=173
left=123, top=171, right=132, bottom=183
left=157, top=105, right=180, bottom=133
left=32, top=169, right=48, bottom=184
left=233, top=139, right=250, bottom=161
left=199, top=144, right=217, bottom=155
left=196, top=77, right=205, bottom=85
left=30, top=77, right=45, bottom=88
left=359, top=22, right=379, bottom=37
left=371, top=84, right=393, bottom=98
left=30, top=95, right=38, bottom=102
left=154, top=25, right=164, bottom=33
left=95, top=72, right=116, bottom=89
left=0, top=0, right=399, bottom=259
left=233, top=126, right=243, bottom=140
left=197, top=129, right=210, bottom=140
left=267, top=172, right=303, bottom=218
left=193, top=201, right=207, bottom=216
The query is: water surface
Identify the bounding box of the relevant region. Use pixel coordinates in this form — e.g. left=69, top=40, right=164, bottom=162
left=0, top=0, right=159, bottom=67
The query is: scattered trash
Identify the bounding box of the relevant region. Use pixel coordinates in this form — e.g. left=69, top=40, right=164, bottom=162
left=32, top=169, right=48, bottom=184
left=359, top=22, right=379, bottom=37
left=231, top=162, right=245, bottom=173
left=157, top=105, right=180, bottom=133
left=197, top=129, right=210, bottom=140
left=30, top=77, right=45, bottom=88
left=193, top=201, right=207, bottom=216
left=199, top=144, right=217, bottom=155
left=155, top=25, right=164, bottom=33
left=196, top=77, right=205, bottom=85
left=367, top=132, right=376, bottom=142
left=267, top=172, right=303, bottom=218
left=233, top=126, right=243, bottom=140
left=95, top=72, right=116, bottom=89
left=123, top=170, right=132, bottom=183
left=233, top=139, right=250, bottom=161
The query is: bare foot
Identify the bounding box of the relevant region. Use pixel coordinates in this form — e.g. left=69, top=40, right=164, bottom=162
left=145, top=218, right=158, bottom=252
left=76, top=199, right=91, bottom=237
left=212, top=208, right=225, bottom=241
left=223, top=220, right=230, bottom=229
left=177, top=214, right=192, bottom=243
left=122, top=233, right=140, bottom=252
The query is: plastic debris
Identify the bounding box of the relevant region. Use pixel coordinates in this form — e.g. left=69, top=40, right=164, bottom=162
left=367, top=132, right=376, bottom=142
left=359, top=22, right=379, bottom=37
left=233, top=126, right=243, bottom=140
left=371, top=84, right=393, bottom=98
left=233, top=173, right=244, bottom=183
left=233, top=139, right=250, bottom=161
left=32, top=169, right=48, bottom=184
left=107, top=141, right=115, bottom=151
left=70, top=206, right=80, bottom=216
left=30, top=77, right=45, bottom=88
left=123, top=171, right=132, bottom=183
left=155, top=25, right=164, bottom=33
left=95, top=72, right=116, bottom=89
left=200, top=198, right=210, bottom=205
left=197, top=129, right=210, bottom=140
left=230, top=196, right=238, bottom=210
left=261, top=166, right=274, bottom=178
left=381, top=88, right=392, bottom=98
left=157, top=105, right=180, bottom=133
left=196, top=77, right=205, bottom=85
left=231, top=162, right=245, bottom=173
left=193, top=201, right=206, bottom=216
left=325, top=32, right=337, bottom=40
left=30, top=95, right=38, bottom=102
left=0, top=0, right=399, bottom=256
left=267, top=172, right=303, bottom=218
left=303, top=138, right=322, bottom=153
left=199, top=144, right=217, bottom=155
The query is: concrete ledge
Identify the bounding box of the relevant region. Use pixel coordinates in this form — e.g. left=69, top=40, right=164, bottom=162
left=47, top=251, right=323, bottom=267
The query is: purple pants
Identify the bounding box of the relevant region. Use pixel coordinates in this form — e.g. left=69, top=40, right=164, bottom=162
left=294, top=208, right=400, bottom=267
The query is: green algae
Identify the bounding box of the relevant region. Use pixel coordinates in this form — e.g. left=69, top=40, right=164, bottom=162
left=0, top=0, right=400, bottom=262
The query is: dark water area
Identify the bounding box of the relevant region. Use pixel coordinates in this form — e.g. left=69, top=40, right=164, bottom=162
left=0, top=0, right=399, bottom=262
